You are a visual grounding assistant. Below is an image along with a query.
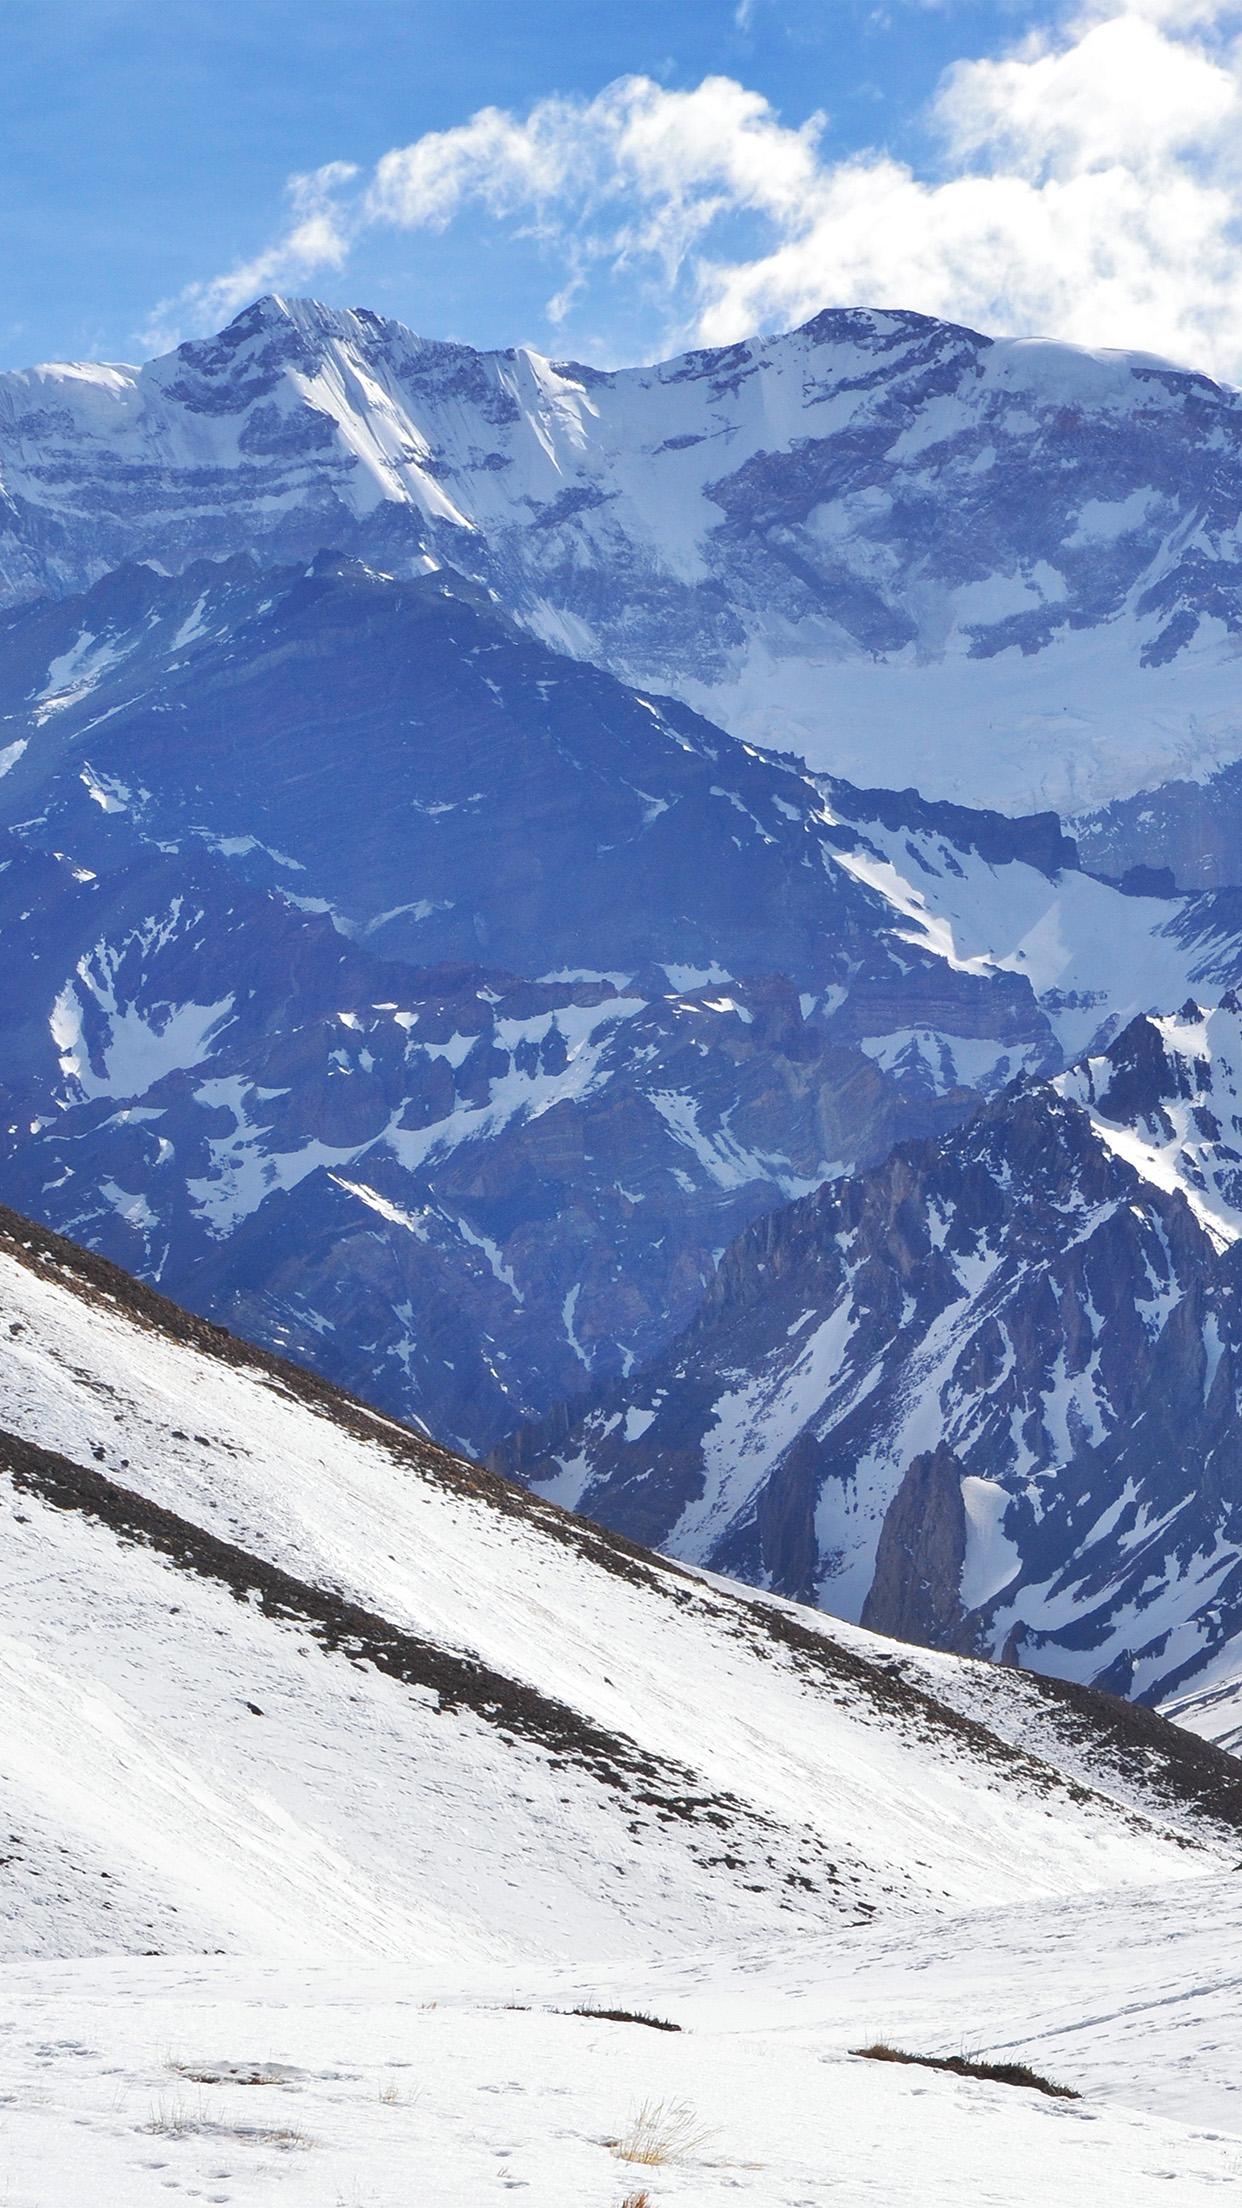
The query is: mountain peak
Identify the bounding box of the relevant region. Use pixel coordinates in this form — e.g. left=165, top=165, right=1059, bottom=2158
left=6, top=291, right=1242, bottom=808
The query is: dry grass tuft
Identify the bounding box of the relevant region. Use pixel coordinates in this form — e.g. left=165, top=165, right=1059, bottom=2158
left=142, top=2093, right=313, bottom=2149
left=612, top=2097, right=710, bottom=2166
left=144, top=2092, right=203, bottom=2139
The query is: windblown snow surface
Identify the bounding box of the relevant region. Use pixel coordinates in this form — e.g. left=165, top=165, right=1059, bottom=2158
left=1, top=1207, right=1241, bottom=2201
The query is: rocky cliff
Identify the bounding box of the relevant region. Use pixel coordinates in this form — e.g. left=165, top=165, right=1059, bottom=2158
left=501, top=1000, right=1242, bottom=1705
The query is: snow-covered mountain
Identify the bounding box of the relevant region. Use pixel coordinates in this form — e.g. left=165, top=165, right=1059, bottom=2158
left=7, top=294, right=1242, bottom=820
left=7, top=297, right=1242, bottom=1704
left=2, top=553, right=1238, bottom=1449
left=8, top=272, right=1242, bottom=2196
left=502, top=997, right=1242, bottom=1706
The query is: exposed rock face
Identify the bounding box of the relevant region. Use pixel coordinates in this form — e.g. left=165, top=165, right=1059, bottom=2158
left=501, top=1002, right=1242, bottom=1706
left=1076, top=766, right=1242, bottom=892
left=862, top=1445, right=971, bottom=1651
left=8, top=294, right=1242, bottom=816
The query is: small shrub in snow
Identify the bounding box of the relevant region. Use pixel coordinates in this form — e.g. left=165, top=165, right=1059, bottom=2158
left=851, top=2043, right=1079, bottom=2100
left=376, top=2076, right=423, bottom=2107
left=144, top=2092, right=203, bottom=2138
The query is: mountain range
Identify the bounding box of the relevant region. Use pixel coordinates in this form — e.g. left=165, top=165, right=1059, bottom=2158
left=4, top=296, right=1242, bottom=1711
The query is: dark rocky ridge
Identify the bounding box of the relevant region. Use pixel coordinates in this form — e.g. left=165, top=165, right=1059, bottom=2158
left=0, top=554, right=1210, bottom=1451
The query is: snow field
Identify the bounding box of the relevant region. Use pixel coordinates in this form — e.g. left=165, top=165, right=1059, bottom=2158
left=0, top=1938, right=1239, bottom=2207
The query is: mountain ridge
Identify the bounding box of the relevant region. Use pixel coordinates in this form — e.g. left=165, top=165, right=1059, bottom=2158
left=7, top=292, right=1242, bottom=819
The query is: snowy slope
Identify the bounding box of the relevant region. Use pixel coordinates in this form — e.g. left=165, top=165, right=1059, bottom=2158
left=5, top=1211, right=1242, bottom=2203
left=2, top=1198, right=1238, bottom=1979
left=1057, top=994, right=1242, bottom=1245
left=559, top=1871, right=1242, bottom=2138
left=7, top=295, right=1242, bottom=814
left=820, top=779, right=1242, bottom=1066
left=1165, top=1668, right=1242, bottom=1755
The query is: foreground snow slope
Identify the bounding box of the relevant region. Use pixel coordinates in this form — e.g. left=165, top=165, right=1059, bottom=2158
left=572, top=1866, right=1242, bottom=2132
left=2, top=1200, right=1240, bottom=1973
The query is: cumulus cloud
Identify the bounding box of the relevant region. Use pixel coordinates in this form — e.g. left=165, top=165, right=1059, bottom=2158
left=147, top=4, right=1242, bottom=380
left=699, top=8, right=1242, bottom=369
left=936, top=12, right=1234, bottom=173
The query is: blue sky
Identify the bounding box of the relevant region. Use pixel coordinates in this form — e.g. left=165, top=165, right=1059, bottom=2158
left=4, top=1, right=1242, bottom=378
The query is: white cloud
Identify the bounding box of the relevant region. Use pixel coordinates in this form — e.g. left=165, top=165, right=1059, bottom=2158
left=936, top=13, right=1235, bottom=173
left=363, top=76, right=825, bottom=265
left=697, top=9, right=1242, bottom=370
left=146, top=6, right=1242, bottom=381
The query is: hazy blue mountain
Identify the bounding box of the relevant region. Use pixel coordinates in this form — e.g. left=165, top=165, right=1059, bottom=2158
left=0, top=553, right=1237, bottom=1449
